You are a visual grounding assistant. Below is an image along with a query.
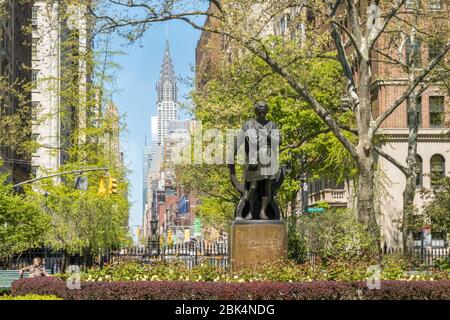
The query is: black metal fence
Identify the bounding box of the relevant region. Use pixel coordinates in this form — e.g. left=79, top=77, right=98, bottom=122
left=382, top=246, right=450, bottom=267
left=0, top=248, right=96, bottom=273
left=3, top=244, right=449, bottom=273
left=0, top=241, right=229, bottom=273
left=108, top=241, right=229, bottom=270
left=306, top=246, right=450, bottom=269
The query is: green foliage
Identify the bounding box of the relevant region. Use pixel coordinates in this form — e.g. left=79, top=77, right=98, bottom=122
left=76, top=258, right=450, bottom=283
left=0, top=165, right=50, bottom=258
left=297, top=209, right=373, bottom=261
left=183, top=36, right=355, bottom=227
left=421, top=177, right=450, bottom=234
left=287, top=216, right=307, bottom=264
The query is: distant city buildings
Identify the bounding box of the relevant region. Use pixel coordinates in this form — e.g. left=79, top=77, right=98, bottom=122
left=142, top=41, right=198, bottom=244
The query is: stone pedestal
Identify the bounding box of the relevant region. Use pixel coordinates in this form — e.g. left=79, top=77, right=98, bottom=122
left=229, top=220, right=287, bottom=270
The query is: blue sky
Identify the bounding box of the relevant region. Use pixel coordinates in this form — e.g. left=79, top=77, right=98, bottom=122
left=109, top=21, right=201, bottom=235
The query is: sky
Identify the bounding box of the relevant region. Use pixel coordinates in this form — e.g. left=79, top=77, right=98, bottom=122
left=109, top=21, right=202, bottom=236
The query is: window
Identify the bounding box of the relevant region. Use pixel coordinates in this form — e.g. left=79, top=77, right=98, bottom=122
left=429, top=96, right=444, bottom=128
left=430, top=154, right=445, bottom=187
left=405, top=0, right=419, bottom=10
left=405, top=37, right=421, bottom=66
left=31, top=7, right=38, bottom=27
left=428, top=38, right=444, bottom=61
left=31, top=38, right=38, bottom=59
left=31, top=70, right=38, bottom=90
left=279, top=14, right=290, bottom=34
left=413, top=231, right=422, bottom=248
left=429, top=0, right=442, bottom=10
left=31, top=101, right=39, bottom=121
left=431, top=232, right=446, bottom=247
left=416, top=155, right=423, bottom=187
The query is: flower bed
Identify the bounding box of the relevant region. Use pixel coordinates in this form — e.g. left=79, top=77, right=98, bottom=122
left=11, top=277, right=450, bottom=300
left=73, top=259, right=450, bottom=283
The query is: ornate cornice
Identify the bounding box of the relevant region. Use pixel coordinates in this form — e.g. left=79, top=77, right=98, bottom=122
left=377, top=129, right=450, bottom=143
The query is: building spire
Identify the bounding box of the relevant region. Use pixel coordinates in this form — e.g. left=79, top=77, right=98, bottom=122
left=157, top=39, right=177, bottom=103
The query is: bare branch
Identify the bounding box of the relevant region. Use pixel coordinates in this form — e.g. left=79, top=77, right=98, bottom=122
left=367, top=0, right=406, bottom=49
left=374, top=146, right=410, bottom=177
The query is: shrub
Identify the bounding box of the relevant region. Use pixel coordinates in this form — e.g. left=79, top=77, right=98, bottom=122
left=297, top=208, right=373, bottom=261
left=0, top=294, right=62, bottom=300
left=0, top=288, right=11, bottom=296
left=11, top=277, right=450, bottom=300
left=57, top=259, right=450, bottom=283
left=287, top=216, right=307, bottom=264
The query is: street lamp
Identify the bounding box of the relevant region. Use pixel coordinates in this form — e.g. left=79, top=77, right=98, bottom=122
left=148, top=211, right=159, bottom=256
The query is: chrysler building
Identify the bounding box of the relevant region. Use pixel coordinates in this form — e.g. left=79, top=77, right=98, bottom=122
left=156, top=40, right=179, bottom=144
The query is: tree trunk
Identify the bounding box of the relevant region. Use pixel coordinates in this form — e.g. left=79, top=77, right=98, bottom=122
left=402, top=92, right=420, bottom=252
left=357, top=148, right=381, bottom=255
left=356, top=58, right=381, bottom=256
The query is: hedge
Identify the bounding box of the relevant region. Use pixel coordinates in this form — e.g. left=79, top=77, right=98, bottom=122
left=0, top=294, right=62, bottom=300
left=11, top=278, right=450, bottom=300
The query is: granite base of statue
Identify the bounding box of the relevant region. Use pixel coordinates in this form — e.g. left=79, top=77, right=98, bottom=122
left=228, top=101, right=288, bottom=270
left=229, top=220, right=287, bottom=270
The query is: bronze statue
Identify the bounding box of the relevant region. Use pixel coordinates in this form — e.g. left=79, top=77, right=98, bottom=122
left=228, top=101, right=285, bottom=220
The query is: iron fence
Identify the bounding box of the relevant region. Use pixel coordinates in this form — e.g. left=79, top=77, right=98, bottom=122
left=306, top=246, right=450, bottom=269
left=0, top=241, right=230, bottom=273
left=108, top=241, right=229, bottom=270
left=0, top=248, right=93, bottom=273
left=3, top=243, right=448, bottom=273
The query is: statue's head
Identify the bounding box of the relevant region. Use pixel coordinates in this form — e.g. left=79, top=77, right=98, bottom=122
left=254, top=101, right=268, bottom=119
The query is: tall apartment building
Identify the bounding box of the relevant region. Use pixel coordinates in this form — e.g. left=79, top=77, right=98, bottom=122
left=195, top=1, right=450, bottom=249
left=0, top=0, right=32, bottom=184
left=30, top=0, right=91, bottom=177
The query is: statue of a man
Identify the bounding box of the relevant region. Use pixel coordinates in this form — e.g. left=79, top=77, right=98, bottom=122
left=229, top=101, right=282, bottom=220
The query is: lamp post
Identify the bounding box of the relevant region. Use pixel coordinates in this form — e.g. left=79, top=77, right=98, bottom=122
left=148, top=211, right=159, bottom=256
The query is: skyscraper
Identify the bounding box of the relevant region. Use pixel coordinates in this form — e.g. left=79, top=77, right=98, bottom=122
left=156, top=40, right=179, bottom=144
left=143, top=42, right=179, bottom=236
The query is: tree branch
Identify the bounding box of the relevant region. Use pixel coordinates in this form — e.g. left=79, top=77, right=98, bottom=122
left=374, top=146, right=410, bottom=177
left=371, top=40, right=450, bottom=137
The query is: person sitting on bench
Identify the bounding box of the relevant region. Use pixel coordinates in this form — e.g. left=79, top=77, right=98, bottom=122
left=19, top=258, right=49, bottom=278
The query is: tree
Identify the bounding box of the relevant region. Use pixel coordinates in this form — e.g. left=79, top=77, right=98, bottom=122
left=421, top=177, right=450, bottom=238
left=0, top=163, right=50, bottom=260
left=369, top=2, right=450, bottom=250
left=177, top=46, right=355, bottom=229
left=15, top=0, right=130, bottom=254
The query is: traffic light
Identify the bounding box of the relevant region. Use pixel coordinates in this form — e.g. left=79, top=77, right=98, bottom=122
left=98, top=177, right=107, bottom=196
left=108, top=177, right=118, bottom=195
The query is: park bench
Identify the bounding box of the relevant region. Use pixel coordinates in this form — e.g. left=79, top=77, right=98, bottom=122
left=0, top=269, right=51, bottom=289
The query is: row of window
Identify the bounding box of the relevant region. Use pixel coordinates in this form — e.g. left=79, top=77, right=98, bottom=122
left=405, top=36, right=446, bottom=67
left=307, top=153, right=446, bottom=193
left=415, top=154, right=446, bottom=187
left=407, top=96, right=446, bottom=128
left=406, top=0, right=444, bottom=10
